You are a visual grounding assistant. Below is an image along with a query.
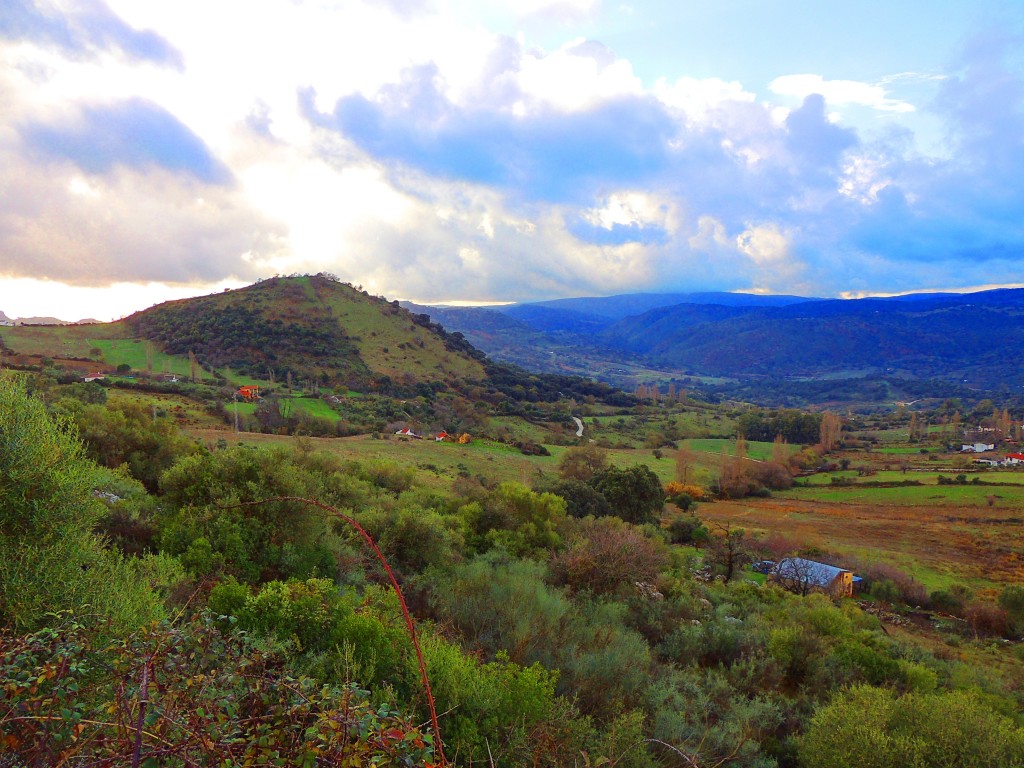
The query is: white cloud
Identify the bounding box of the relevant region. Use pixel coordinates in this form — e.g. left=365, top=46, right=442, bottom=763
left=770, top=74, right=915, bottom=113
left=516, top=38, right=641, bottom=112
left=654, top=76, right=756, bottom=125
left=581, top=191, right=671, bottom=230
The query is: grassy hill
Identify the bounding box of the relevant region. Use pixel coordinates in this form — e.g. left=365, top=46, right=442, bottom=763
left=0, top=275, right=632, bottom=415
left=126, top=274, right=488, bottom=389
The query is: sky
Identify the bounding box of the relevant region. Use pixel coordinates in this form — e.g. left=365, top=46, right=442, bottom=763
left=1, top=0, right=1023, bottom=321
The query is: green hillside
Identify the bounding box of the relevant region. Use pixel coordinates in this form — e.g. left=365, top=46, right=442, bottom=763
left=126, top=274, right=488, bottom=389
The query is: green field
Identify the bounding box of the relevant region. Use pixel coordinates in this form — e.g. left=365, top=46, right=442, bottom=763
left=681, top=438, right=790, bottom=462
left=778, top=482, right=1024, bottom=507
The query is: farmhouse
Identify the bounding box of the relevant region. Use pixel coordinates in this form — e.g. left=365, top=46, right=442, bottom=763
left=1005, top=453, right=1024, bottom=465
left=395, top=428, right=421, bottom=438
left=770, top=558, right=857, bottom=598
left=961, top=443, right=995, bottom=453
left=237, top=385, right=260, bottom=400
left=83, top=372, right=105, bottom=383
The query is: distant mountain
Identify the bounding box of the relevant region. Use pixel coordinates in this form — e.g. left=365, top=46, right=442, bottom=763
left=14, top=316, right=70, bottom=325
left=599, top=288, right=1024, bottom=386
left=501, top=291, right=812, bottom=320
left=411, top=288, right=1024, bottom=402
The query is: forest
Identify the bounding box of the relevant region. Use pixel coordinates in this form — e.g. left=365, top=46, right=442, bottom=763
left=2, top=370, right=1024, bottom=767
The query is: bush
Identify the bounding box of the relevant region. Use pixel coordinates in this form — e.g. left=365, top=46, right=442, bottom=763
left=551, top=516, right=669, bottom=596
left=799, top=685, right=1024, bottom=768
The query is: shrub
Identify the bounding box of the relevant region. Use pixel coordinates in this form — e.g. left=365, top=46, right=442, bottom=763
left=551, top=516, right=669, bottom=596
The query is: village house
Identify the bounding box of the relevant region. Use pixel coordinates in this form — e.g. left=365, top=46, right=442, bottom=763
left=961, top=442, right=995, bottom=453
left=770, top=558, right=858, bottom=598
left=237, top=385, right=260, bottom=400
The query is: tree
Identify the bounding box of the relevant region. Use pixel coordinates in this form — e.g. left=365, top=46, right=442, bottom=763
left=771, top=434, right=789, bottom=466
left=542, top=478, right=613, bottom=519
left=675, top=446, right=697, bottom=484
left=551, top=516, right=669, bottom=596
left=819, top=411, right=842, bottom=452
left=557, top=443, right=608, bottom=481
left=706, top=522, right=752, bottom=582
left=588, top=465, right=665, bottom=525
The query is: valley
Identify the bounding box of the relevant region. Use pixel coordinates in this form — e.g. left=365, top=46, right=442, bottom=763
left=3, top=275, right=1024, bottom=767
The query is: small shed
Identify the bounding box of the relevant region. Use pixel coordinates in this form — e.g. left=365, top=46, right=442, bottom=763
left=770, top=557, right=856, bottom=598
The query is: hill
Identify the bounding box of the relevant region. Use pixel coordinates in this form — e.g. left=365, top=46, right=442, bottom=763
left=127, top=275, right=487, bottom=390
left=0, top=275, right=631, bottom=408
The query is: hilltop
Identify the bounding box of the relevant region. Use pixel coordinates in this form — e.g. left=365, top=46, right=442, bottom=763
left=126, top=274, right=488, bottom=390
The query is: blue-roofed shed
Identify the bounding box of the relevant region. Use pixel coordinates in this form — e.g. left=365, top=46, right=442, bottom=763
left=770, top=557, right=855, bottom=597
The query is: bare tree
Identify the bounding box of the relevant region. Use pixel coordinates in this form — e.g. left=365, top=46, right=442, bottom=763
left=819, top=411, right=842, bottom=453
left=707, top=522, right=752, bottom=582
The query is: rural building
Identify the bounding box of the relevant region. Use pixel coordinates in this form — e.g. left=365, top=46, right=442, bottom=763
left=770, top=558, right=857, bottom=598
left=961, top=443, right=995, bottom=453
left=1004, top=453, right=1024, bottom=465
left=237, top=385, right=260, bottom=400
left=83, top=373, right=105, bottom=382
left=395, top=428, right=421, bottom=438
left=434, top=431, right=450, bottom=442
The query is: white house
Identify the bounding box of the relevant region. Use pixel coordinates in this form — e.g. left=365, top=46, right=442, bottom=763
left=962, top=443, right=995, bottom=453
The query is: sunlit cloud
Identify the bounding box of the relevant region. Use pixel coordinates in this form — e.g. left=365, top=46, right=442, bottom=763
left=0, top=0, right=1022, bottom=319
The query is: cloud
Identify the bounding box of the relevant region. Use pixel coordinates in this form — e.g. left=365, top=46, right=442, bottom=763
left=312, top=65, right=676, bottom=203
left=770, top=74, right=915, bottom=112
left=2, top=0, right=1024, bottom=313
left=23, top=98, right=231, bottom=183
left=0, top=157, right=285, bottom=285
left=784, top=94, right=859, bottom=168
left=0, top=0, right=182, bottom=67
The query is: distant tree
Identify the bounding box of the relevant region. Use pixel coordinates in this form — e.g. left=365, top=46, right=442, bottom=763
left=558, top=443, right=608, bottom=481
left=588, top=465, right=664, bottom=525
left=819, top=411, right=842, bottom=452
left=541, top=479, right=613, bottom=519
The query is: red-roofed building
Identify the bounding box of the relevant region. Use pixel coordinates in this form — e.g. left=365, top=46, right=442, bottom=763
left=237, top=385, right=260, bottom=400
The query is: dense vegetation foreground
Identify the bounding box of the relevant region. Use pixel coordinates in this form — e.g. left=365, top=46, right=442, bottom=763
left=2, top=374, right=1024, bottom=767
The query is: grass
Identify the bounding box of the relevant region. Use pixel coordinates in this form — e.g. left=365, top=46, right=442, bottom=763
left=0, top=323, right=119, bottom=357
left=681, top=438, right=786, bottom=462
left=88, top=338, right=197, bottom=378
left=697, top=495, right=1024, bottom=591
left=315, top=279, right=486, bottom=384
left=778, top=483, right=1024, bottom=507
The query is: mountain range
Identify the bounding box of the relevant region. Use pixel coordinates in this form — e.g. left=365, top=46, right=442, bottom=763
left=406, top=288, right=1024, bottom=404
